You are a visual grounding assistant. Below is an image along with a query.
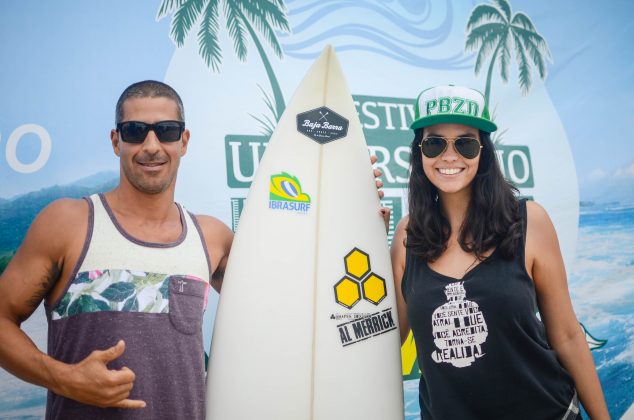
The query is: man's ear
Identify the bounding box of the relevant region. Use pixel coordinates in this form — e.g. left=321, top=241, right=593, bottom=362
left=110, top=129, right=121, bottom=156
left=180, top=129, right=190, bottom=156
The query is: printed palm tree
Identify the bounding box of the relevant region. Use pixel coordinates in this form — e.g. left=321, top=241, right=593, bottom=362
left=465, top=0, right=552, bottom=106
left=157, top=0, right=290, bottom=129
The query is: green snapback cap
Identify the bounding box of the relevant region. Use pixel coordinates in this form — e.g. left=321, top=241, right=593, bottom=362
left=410, top=85, right=497, bottom=133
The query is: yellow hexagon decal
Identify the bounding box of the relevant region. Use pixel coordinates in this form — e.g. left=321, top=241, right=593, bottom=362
left=334, top=277, right=361, bottom=309
left=362, top=273, right=387, bottom=305
left=344, top=248, right=370, bottom=280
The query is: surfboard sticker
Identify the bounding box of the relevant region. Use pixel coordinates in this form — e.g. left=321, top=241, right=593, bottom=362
left=296, top=106, right=349, bottom=143
left=269, top=172, right=312, bottom=213
left=334, top=247, right=387, bottom=308
left=336, top=308, right=397, bottom=347
left=331, top=247, right=396, bottom=348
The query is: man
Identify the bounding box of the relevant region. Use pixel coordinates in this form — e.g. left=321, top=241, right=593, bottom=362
left=0, top=80, right=233, bottom=418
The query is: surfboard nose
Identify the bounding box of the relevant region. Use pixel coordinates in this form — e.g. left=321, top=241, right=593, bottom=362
left=320, top=44, right=334, bottom=57
left=309, top=44, right=337, bottom=84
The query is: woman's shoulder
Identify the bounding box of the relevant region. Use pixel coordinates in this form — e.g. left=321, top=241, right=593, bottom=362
left=524, top=200, right=559, bottom=253
left=393, top=215, right=410, bottom=245
left=525, top=200, right=552, bottom=228
left=391, top=215, right=410, bottom=255
left=394, top=214, right=410, bottom=233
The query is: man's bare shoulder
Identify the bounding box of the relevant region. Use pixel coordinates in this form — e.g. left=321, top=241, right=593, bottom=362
left=28, top=198, right=89, bottom=248
left=37, top=198, right=89, bottom=227
left=192, top=214, right=233, bottom=250
left=192, top=214, right=231, bottom=235
left=1, top=198, right=90, bottom=307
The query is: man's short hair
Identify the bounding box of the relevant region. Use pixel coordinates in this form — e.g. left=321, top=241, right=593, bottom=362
left=115, top=80, right=185, bottom=124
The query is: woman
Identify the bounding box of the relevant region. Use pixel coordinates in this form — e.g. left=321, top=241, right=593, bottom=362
left=391, top=85, right=608, bottom=419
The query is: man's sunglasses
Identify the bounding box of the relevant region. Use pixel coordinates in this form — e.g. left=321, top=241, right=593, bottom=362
left=116, top=121, right=185, bottom=143
left=419, top=136, right=482, bottom=159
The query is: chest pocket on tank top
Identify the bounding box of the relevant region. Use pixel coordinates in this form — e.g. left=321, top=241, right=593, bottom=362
left=168, top=276, right=209, bottom=334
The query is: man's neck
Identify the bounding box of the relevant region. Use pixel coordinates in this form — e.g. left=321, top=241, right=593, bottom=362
left=102, top=183, right=184, bottom=244
left=104, top=184, right=177, bottom=224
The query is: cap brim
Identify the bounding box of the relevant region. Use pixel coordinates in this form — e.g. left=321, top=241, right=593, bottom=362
left=410, top=114, right=497, bottom=133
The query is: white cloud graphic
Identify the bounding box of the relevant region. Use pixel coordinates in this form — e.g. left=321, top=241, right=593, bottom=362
left=588, top=168, right=606, bottom=181
left=614, top=163, right=634, bottom=179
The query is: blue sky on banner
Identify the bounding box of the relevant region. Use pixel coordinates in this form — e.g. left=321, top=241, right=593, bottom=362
left=0, top=0, right=633, bottom=202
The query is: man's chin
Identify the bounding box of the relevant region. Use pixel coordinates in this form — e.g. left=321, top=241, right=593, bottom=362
left=131, top=179, right=172, bottom=195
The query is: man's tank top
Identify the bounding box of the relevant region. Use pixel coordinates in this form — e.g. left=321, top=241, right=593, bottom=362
left=44, top=193, right=211, bottom=419
left=402, top=200, right=577, bottom=419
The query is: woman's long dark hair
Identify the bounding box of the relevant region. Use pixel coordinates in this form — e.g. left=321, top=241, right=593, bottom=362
left=406, top=128, right=523, bottom=262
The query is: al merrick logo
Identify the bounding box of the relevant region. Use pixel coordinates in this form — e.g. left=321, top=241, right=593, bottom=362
left=269, top=172, right=311, bottom=213
left=333, top=248, right=397, bottom=347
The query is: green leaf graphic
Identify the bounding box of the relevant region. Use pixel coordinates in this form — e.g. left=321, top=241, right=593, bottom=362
left=56, top=293, right=71, bottom=316
left=95, top=299, right=110, bottom=312
left=101, top=282, right=136, bottom=302
left=75, top=271, right=91, bottom=284
left=141, top=300, right=156, bottom=313
left=132, top=272, right=167, bottom=288
left=122, top=296, right=139, bottom=312
left=159, top=278, right=171, bottom=299
left=68, top=295, right=108, bottom=316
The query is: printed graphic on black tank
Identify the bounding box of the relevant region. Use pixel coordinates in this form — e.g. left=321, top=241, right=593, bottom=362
left=431, top=282, right=488, bottom=368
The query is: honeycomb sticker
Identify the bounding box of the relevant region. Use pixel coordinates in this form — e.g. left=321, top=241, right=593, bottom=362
left=332, top=247, right=396, bottom=347
left=334, top=248, right=386, bottom=308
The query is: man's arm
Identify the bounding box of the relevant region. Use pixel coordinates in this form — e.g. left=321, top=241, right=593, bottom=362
left=0, top=199, right=145, bottom=409
left=194, top=215, right=234, bottom=293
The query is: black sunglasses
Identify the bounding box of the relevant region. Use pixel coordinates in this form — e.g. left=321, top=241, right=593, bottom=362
left=419, top=136, right=482, bottom=159
left=116, top=120, right=185, bottom=143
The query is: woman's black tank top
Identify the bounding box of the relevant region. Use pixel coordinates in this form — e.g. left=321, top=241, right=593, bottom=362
left=402, top=200, right=576, bottom=419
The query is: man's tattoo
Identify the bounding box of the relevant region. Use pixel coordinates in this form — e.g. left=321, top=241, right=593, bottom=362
left=25, top=264, right=60, bottom=310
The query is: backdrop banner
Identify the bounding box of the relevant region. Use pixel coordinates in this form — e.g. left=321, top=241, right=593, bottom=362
left=1, top=1, right=633, bottom=418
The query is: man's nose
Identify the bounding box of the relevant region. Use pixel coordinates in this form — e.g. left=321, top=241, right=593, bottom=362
left=141, top=129, right=162, bottom=152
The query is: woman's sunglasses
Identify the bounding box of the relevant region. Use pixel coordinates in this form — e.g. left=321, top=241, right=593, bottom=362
left=116, top=120, right=185, bottom=143
left=419, top=136, right=482, bottom=159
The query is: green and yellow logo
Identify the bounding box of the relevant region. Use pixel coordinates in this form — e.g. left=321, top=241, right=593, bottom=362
left=269, top=172, right=310, bottom=202
left=269, top=172, right=311, bottom=212
left=334, top=248, right=387, bottom=309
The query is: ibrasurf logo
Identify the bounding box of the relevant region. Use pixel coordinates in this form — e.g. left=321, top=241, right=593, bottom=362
left=269, top=172, right=311, bottom=213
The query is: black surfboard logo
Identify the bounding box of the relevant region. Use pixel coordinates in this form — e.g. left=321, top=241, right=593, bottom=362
left=296, top=106, right=349, bottom=144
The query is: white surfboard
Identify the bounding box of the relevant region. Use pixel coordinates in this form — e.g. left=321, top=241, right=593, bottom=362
left=205, top=45, right=403, bottom=420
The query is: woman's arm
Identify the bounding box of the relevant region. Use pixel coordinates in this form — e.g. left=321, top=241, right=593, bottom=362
left=526, top=201, right=609, bottom=419
left=391, top=216, right=410, bottom=344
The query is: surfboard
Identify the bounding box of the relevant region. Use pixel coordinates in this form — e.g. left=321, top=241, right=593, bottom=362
left=205, top=45, right=403, bottom=420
